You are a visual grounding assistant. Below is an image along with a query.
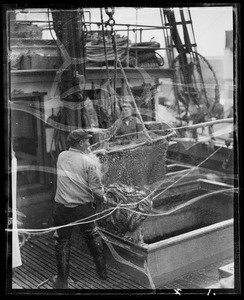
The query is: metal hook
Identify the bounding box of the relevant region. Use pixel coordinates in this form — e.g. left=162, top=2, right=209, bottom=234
left=105, top=7, right=115, bottom=28
left=105, top=7, right=114, bottom=17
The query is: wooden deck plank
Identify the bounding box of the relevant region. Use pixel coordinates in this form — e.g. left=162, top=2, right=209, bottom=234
left=20, top=240, right=106, bottom=289
left=21, top=243, right=55, bottom=269
left=34, top=238, right=133, bottom=289
left=30, top=240, right=126, bottom=290
left=13, top=270, right=32, bottom=288
left=21, top=249, right=55, bottom=282
left=33, top=234, right=146, bottom=289
left=68, top=261, right=117, bottom=290
left=12, top=233, right=233, bottom=291
left=14, top=267, right=39, bottom=289
left=71, top=245, right=145, bottom=289
left=22, top=243, right=55, bottom=270
left=12, top=234, right=147, bottom=290
left=69, top=246, right=144, bottom=289
left=42, top=233, right=147, bottom=288
left=17, top=255, right=53, bottom=288
left=68, top=245, right=144, bottom=289
left=15, top=240, right=72, bottom=289
left=15, top=253, right=96, bottom=290
left=29, top=236, right=54, bottom=255
left=12, top=274, right=29, bottom=289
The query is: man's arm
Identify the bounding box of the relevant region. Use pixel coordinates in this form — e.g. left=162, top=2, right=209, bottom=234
left=87, top=163, right=106, bottom=204
left=92, top=148, right=107, bottom=156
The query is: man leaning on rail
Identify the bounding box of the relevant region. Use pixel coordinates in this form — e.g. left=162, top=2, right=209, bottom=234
left=111, top=101, right=143, bottom=144
left=52, top=128, right=108, bottom=289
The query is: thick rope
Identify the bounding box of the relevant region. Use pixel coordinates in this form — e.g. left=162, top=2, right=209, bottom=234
left=110, top=32, right=152, bottom=141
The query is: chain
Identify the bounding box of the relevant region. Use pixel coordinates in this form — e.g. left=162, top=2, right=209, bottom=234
left=104, top=7, right=116, bottom=54
left=105, top=7, right=115, bottom=28
left=104, top=7, right=118, bottom=122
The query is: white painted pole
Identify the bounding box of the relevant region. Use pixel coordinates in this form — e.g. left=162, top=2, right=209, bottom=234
left=11, top=151, right=22, bottom=268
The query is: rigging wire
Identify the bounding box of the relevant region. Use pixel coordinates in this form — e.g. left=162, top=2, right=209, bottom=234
left=100, top=8, right=111, bottom=83
left=47, top=8, right=56, bottom=42
left=119, top=187, right=237, bottom=217
left=7, top=206, right=118, bottom=235
left=8, top=185, right=237, bottom=234
left=159, top=8, right=170, bottom=67
left=104, top=7, right=119, bottom=123
left=110, top=34, right=152, bottom=141
left=10, top=9, right=236, bottom=290
left=119, top=143, right=224, bottom=207
left=88, top=117, right=233, bottom=151
left=7, top=133, right=236, bottom=235
left=9, top=8, right=236, bottom=239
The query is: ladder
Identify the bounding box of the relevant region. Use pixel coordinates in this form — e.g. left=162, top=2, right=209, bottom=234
left=160, top=7, right=209, bottom=113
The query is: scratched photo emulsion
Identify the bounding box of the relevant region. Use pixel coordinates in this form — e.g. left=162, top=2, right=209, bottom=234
left=4, top=4, right=240, bottom=295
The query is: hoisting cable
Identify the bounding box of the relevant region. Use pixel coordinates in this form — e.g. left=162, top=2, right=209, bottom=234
left=100, top=8, right=111, bottom=83
left=113, top=44, right=118, bottom=123
left=117, top=57, right=152, bottom=141
left=101, top=8, right=116, bottom=124
left=105, top=7, right=118, bottom=123
left=80, top=9, right=88, bottom=83
left=105, top=7, right=152, bottom=142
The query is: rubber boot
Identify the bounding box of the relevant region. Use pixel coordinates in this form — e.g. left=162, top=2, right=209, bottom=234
left=52, top=239, right=70, bottom=289
left=85, top=233, right=107, bottom=280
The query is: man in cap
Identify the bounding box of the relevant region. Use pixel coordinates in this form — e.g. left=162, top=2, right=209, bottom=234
left=112, top=101, right=143, bottom=144
left=52, top=129, right=108, bottom=289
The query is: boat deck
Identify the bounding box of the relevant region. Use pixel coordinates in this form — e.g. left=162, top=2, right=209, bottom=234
left=10, top=233, right=233, bottom=293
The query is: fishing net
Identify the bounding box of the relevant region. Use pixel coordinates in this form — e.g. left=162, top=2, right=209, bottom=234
left=90, top=130, right=169, bottom=240
left=100, top=137, right=168, bottom=188
left=97, top=183, right=152, bottom=237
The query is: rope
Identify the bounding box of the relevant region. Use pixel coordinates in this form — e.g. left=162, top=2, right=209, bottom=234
left=89, top=117, right=233, bottom=152
left=113, top=56, right=152, bottom=141
left=7, top=134, right=236, bottom=235
left=100, top=8, right=110, bottom=82
left=121, top=143, right=226, bottom=207
left=113, top=38, right=118, bottom=123
left=104, top=16, right=151, bottom=142
left=119, top=187, right=237, bottom=217
left=7, top=206, right=118, bottom=234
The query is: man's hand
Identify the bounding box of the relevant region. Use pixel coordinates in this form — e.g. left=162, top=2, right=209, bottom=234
left=93, top=148, right=107, bottom=155
left=103, top=195, right=117, bottom=206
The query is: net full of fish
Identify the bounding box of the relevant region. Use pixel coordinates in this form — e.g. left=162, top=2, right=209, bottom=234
left=97, top=183, right=152, bottom=237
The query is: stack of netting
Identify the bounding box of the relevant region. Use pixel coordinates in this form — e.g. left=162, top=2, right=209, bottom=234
left=97, top=137, right=169, bottom=236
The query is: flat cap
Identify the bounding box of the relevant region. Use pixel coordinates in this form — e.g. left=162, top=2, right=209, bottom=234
left=67, top=129, right=92, bottom=145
